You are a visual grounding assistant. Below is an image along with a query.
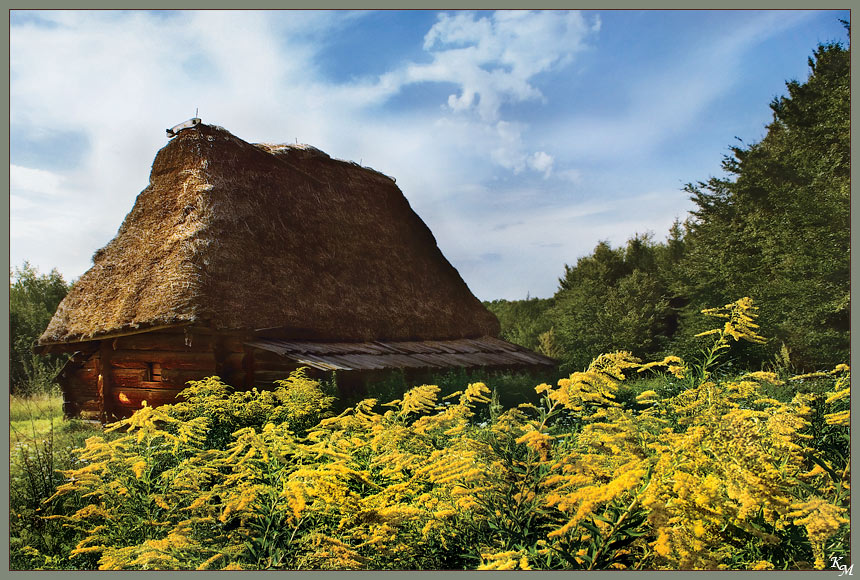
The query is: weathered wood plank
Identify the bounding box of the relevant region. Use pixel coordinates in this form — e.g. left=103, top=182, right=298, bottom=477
left=63, top=397, right=101, bottom=418
left=99, top=342, right=113, bottom=422
left=109, top=359, right=150, bottom=370
left=111, top=386, right=183, bottom=408
left=63, top=380, right=99, bottom=399
left=63, top=391, right=102, bottom=405
left=71, top=367, right=99, bottom=382
left=110, top=350, right=216, bottom=370
left=111, top=368, right=147, bottom=388
left=111, top=369, right=197, bottom=389
left=110, top=332, right=216, bottom=351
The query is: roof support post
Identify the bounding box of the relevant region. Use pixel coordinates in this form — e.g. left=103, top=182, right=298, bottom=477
left=98, top=341, right=113, bottom=423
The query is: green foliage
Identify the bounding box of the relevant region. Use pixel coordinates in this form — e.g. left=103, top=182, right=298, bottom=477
left=10, top=262, right=70, bottom=395
left=483, top=296, right=555, bottom=351
left=551, top=235, right=673, bottom=372
left=537, top=327, right=563, bottom=359
left=10, top=393, right=103, bottom=570
left=675, top=42, right=849, bottom=371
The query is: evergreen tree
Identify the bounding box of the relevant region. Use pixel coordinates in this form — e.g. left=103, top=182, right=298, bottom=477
left=676, top=41, right=849, bottom=370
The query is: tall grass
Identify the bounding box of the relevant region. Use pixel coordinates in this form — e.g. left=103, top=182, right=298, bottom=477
left=10, top=391, right=102, bottom=570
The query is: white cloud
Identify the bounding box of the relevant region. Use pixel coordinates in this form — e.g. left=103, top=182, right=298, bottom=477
left=10, top=165, right=65, bottom=196
left=528, top=152, right=554, bottom=178
left=419, top=11, right=600, bottom=121
left=337, top=11, right=598, bottom=176
left=489, top=120, right=528, bottom=173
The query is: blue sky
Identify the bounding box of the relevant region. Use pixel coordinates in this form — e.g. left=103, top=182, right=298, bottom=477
left=9, top=9, right=850, bottom=300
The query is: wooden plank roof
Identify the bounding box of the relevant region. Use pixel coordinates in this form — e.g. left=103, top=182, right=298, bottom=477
left=244, top=335, right=556, bottom=372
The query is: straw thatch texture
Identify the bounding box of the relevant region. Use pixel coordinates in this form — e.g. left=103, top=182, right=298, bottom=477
left=39, top=124, right=500, bottom=345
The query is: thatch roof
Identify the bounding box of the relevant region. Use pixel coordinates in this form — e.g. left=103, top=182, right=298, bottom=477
left=39, top=124, right=501, bottom=346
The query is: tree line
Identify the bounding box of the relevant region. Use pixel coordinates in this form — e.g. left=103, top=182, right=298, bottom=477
left=10, top=263, right=71, bottom=394
left=487, top=40, right=850, bottom=375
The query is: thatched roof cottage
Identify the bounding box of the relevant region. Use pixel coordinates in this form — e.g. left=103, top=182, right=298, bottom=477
left=37, top=123, right=554, bottom=420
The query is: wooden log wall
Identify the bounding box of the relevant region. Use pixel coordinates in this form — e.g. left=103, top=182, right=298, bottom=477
left=57, top=329, right=326, bottom=420
left=56, top=331, right=219, bottom=420
left=59, top=352, right=101, bottom=419
left=108, top=331, right=226, bottom=419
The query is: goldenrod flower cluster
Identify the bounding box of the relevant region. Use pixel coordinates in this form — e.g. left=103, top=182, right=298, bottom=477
left=40, top=300, right=848, bottom=570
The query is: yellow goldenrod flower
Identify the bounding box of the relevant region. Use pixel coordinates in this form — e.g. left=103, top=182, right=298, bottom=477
left=514, top=429, right=554, bottom=461
left=742, top=371, right=783, bottom=385
left=131, top=460, right=147, bottom=479
left=825, top=386, right=850, bottom=405
left=825, top=409, right=850, bottom=426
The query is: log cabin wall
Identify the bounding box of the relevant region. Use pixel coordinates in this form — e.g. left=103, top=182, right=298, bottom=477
left=58, top=330, right=221, bottom=420
left=58, top=351, right=101, bottom=419
left=57, top=329, right=309, bottom=420
left=61, top=329, right=544, bottom=420
left=105, top=337, right=218, bottom=419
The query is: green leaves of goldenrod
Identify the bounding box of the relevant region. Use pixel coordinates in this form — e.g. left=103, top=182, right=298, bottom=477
left=43, top=315, right=849, bottom=570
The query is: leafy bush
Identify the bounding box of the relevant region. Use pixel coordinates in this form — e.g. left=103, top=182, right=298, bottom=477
left=27, top=298, right=848, bottom=570
left=483, top=297, right=555, bottom=353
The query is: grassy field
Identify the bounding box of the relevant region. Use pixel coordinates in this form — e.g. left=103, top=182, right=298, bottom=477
left=10, top=391, right=101, bottom=458
left=11, top=391, right=66, bottom=440
left=10, top=391, right=105, bottom=570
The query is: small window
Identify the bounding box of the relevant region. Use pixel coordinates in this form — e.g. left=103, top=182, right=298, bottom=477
left=147, top=362, right=163, bottom=382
